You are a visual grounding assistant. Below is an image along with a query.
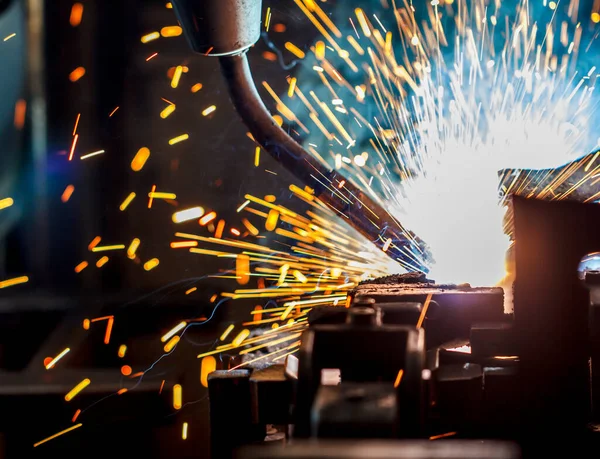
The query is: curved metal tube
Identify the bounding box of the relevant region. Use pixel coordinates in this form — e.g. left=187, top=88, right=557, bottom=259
left=219, top=53, right=428, bottom=271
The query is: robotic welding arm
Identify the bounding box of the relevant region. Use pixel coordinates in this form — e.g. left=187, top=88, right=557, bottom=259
left=170, top=0, right=430, bottom=272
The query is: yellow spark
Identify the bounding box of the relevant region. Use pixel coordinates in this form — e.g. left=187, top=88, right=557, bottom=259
left=215, top=220, right=225, bottom=238
left=69, top=3, right=84, bottom=27
left=127, top=238, right=140, bottom=259
left=118, top=344, right=127, bottom=358
left=96, top=256, right=109, bottom=268
left=0, top=276, right=29, bottom=289
left=65, top=378, right=91, bottom=401
left=131, top=147, right=150, bottom=171
left=202, top=105, right=217, bottom=116
left=265, top=209, right=279, bottom=231
left=593, top=13, right=600, bottom=23
left=61, top=185, right=75, bottom=203
left=161, top=26, right=182, bottom=37
left=144, top=258, right=160, bottom=271
left=172, top=207, right=205, bottom=223
left=161, top=321, right=187, bottom=342
left=393, top=369, right=404, bottom=388
left=34, top=423, right=82, bottom=447
left=288, top=77, right=297, bottom=97
left=109, top=106, right=119, bottom=117
left=171, top=240, right=198, bottom=249
left=173, top=384, right=183, bottom=409
left=347, top=35, right=364, bottom=55
left=277, top=264, right=289, bottom=285
left=74, top=261, right=88, bottom=273
left=285, top=42, right=305, bottom=59
left=148, top=191, right=177, bottom=200
left=191, top=83, right=203, bottom=93
left=164, top=335, right=180, bottom=352
left=141, top=31, right=160, bottom=43
left=382, top=238, right=392, bottom=252
left=182, top=422, right=189, bottom=440
left=83, top=318, right=90, bottom=329
left=80, top=149, right=105, bottom=160
left=254, top=146, right=261, bottom=167
left=171, top=65, right=183, bottom=88
left=0, top=197, right=14, bottom=210
left=91, top=244, right=125, bottom=252
left=200, top=356, right=216, bottom=387
left=355, top=8, right=371, bottom=37
left=220, top=324, right=235, bottom=341
left=236, top=254, right=251, bottom=285
left=265, top=7, right=272, bottom=31
left=169, top=134, right=189, bottom=145
left=293, top=270, right=308, bottom=283
left=185, top=287, right=197, bottom=295
left=3, top=33, right=16, bottom=42
left=120, top=192, right=136, bottom=211
left=232, top=329, right=250, bottom=347
left=315, top=41, right=326, bottom=60
left=45, top=348, right=70, bottom=370
left=160, top=103, right=176, bottom=118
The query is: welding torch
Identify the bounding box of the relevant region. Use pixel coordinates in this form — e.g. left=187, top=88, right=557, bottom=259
left=169, top=0, right=429, bottom=272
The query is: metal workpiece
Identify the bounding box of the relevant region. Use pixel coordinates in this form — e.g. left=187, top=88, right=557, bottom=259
left=170, top=0, right=262, bottom=56
left=208, top=370, right=262, bottom=459
left=250, top=364, right=293, bottom=425
left=295, top=319, right=425, bottom=438
left=353, top=281, right=506, bottom=347
left=312, top=383, right=397, bottom=438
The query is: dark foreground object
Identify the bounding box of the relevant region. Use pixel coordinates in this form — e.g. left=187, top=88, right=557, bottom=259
left=207, top=197, right=600, bottom=458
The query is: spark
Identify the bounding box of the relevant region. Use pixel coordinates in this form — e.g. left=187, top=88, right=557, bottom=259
left=127, top=238, right=140, bottom=259
left=141, top=32, right=160, bottom=43
left=169, top=134, right=189, bottom=145
left=69, top=67, right=85, bottom=82
left=91, top=245, right=125, bottom=252
left=185, top=287, right=197, bottom=295
left=171, top=65, right=183, bottom=88
left=219, top=324, right=235, bottom=341
left=146, top=52, right=158, bottom=61
left=173, top=207, right=205, bottom=223
left=80, top=150, right=105, bottom=160
left=144, top=258, right=160, bottom=271
left=160, top=103, right=176, bottom=118
left=118, top=345, right=127, bottom=358
left=45, top=348, right=70, bottom=370
left=74, top=261, right=88, bottom=273
left=96, top=256, right=109, bottom=268
left=0, top=197, right=14, bottom=210
left=172, top=384, right=183, bottom=409
left=161, top=321, right=186, bottom=342
left=265, top=7, right=272, bottom=31
left=182, top=422, right=189, bottom=440
left=164, top=335, right=180, bottom=352
left=61, top=185, right=75, bottom=202
left=200, top=356, right=216, bottom=387
left=191, top=83, right=203, bottom=93
left=202, top=105, right=216, bottom=116
left=34, top=424, right=83, bottom=447
left=108, top=106, right=119, bottom=117
left=68, top=134, right=78, bottom=160
left=161, top=26, right=182, bottom=37
left=285, top=42, right=306, bottom=59
left=3, top=33, right=16, bottom=41
left=121, top=365, right=132, bottom=376
left=120, top=192, right=136, bottom=211
left=199, top=212, right=217, bottom=225
left=64, top=379, right=91, bottom=401
left=69, top=3, right=84, bottom=27
left=14, top=99, right=26, bottom=129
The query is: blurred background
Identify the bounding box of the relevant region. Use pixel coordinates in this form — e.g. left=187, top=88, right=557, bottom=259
left=0, top=0, right=318, bottom=456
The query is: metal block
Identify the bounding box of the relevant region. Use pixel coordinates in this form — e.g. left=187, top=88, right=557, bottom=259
left=250, top=364, right=292, bottom=425
left=470, top=323, right=516, bottom=357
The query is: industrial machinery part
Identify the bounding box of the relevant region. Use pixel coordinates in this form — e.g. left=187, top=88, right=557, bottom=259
left=170, top=0, right=429, bottom=271
left=202, top=196, right=600, bottom=458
